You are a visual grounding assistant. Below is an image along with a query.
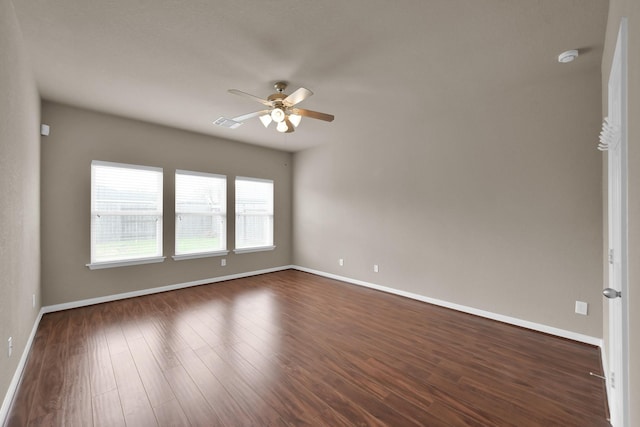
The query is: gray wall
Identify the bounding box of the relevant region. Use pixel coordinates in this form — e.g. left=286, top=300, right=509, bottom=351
left=0, top=0, right=41, bottom=410
left=602, top=0, right=640, bottom=423
left=293, top=68, right=604, bottom=338
left=5, top=0, right=631, bottom=418
left=40, top=102, right=292, bottom=306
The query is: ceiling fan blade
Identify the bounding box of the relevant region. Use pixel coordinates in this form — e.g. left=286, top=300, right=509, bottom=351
left=290, top=108, right=334, bottom=122
left=283, top=87, right=313, bottom=107
left=228, top=89, right=273, bottom=107
left=232, top=110, right=271, bottom=122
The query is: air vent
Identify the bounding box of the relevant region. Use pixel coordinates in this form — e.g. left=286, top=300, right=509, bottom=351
left=213, top=117, right=242, bottom=129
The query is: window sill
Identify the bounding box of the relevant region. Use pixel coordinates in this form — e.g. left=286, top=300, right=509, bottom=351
left=86, top=256, right=166, bottom=270
left=172, top=250, right=229, bottom=261
left=234, top=246, right=276, bottom=254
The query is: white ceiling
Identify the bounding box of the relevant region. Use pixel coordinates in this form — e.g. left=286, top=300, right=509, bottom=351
left=13, top=0, right=608, bottom=152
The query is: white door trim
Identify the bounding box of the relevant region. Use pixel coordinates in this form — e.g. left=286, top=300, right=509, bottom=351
left=605, top=17, right=630, bottom=427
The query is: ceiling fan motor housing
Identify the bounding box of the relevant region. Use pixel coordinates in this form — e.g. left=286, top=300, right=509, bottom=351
left=267, top=87, right=288, bottom=124
left=267, top=93, right=286, bottom=103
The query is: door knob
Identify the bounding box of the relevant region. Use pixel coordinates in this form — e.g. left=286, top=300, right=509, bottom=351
left=602, top=288, right=622, bottom=299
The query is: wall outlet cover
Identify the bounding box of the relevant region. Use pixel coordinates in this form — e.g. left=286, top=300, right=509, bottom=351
left=575, top=301, right=588, bottom=315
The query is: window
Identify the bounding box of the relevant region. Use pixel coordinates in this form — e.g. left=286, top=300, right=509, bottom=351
left=88, top=161, right=164, bottom=269
left=174, top=170, right=227, bottom=259
left=235, top=177, right=274, bottom=252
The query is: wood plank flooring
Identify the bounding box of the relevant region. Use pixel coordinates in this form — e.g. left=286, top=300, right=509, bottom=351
left=4, top=270, right=610, bottom=426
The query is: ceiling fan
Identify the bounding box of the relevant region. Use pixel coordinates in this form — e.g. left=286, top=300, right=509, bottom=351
left=214, top=82, right=334, bottom=133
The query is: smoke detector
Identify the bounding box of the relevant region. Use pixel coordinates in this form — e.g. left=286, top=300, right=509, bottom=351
left=558, top=49, right=579, bottom=63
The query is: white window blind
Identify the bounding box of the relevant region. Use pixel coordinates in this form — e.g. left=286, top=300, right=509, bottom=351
left=235, top=177, right=274, bottom=250
left=175, top=170, right=227, bottom=256
left=90, top=161, right=163, bottom=266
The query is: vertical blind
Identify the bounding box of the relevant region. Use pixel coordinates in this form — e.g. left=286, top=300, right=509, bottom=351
left=90, top=161, right=163, bottom=264
left=235, top=177, right=274, bottom=249
left=175, top=170, right=227, bottom=255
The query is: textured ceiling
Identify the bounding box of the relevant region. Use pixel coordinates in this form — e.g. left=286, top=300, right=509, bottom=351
left=13, top=0, right=608, bottom=152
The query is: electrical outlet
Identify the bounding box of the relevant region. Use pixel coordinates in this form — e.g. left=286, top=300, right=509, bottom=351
left=8, top=337, right=12, bottom=358
left=221, top=258, right=226, bottom=267
left=575, top=301, right=588, bottom=315
left=338, top=258, right=344, bottom=266
left=373, top=264, right=379, bottom=273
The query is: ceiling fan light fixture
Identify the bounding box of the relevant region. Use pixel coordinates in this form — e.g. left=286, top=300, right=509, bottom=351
left=276, top=120, right=289, bottom=133
left=289, top=114, right=302, bottom=127
left=271, top=108, right=285, bottom=123
left=276, top=118, right=295, bottom=133
left=258, top=114, right=272, bottom=128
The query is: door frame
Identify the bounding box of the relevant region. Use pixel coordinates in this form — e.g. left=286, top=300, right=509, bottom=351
left=605, top=17, right=630, bottom=427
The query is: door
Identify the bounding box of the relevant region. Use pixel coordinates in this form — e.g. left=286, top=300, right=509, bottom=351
left=605, top=18, right=629, bottom=427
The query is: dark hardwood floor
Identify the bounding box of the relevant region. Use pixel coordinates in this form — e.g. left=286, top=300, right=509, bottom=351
left=4, top=270, right=609, bottom=426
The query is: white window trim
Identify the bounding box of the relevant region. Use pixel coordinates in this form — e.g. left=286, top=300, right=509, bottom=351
left=234, top=245, right=276, bottom=254
left=176, top=169, right=226, bottom=179
left=235, top=176, right=274, bottom=252
left=86, top=256, right=166, bottom=270
left=235, top=175, right=273, bottom=183
left=172, top=250, right=229, bottom=261
left=90, top=160, right=164, bottom=267
left=175, top=169, right=227, bottom=257
left=92, top=160, right=162, bottom=173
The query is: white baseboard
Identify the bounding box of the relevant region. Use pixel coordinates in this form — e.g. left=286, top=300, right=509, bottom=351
left=42, top=265, right=294, bottom=313
left=292, top=265, right=603, bottom=347
left=0, top=308, right=45, bottom=425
